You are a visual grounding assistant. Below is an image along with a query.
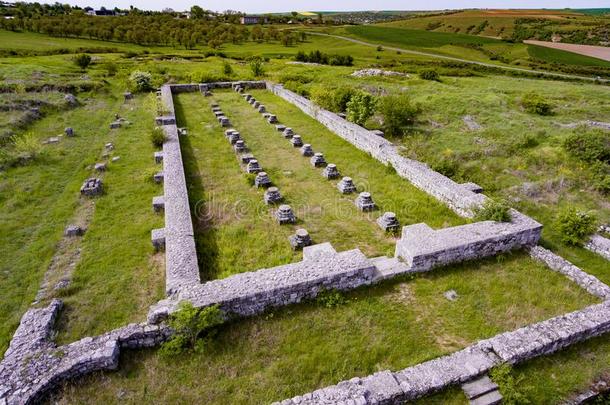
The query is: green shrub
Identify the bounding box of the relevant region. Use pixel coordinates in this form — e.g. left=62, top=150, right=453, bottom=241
left=310, top=86, right=357, bottom=113
left=73, top=53, right=91, bottom=70
left=160, top=302, right=224, bottom=356
left=490, top=364, right=530, bottom=405
left=150, top=127, right=166, bottom=148
left=431, top=158, right=461, bottom=179
left=128, top=70, right=153, bottom=93
left=474, top=199, right=512, bottom=222
left=222, top=61, right=233, bottom=76
left=555, top=207, right=597, bottom=245
left=0, top=132, right=46, bottom=168
left=346, top=91, right=376, bottom=126
left=419, top=69, right=440, bottom=81
left=316, top=289, right=347, bottom=308
left=563, top=130, right=610, bottom=164
left=104, top=62, right=118, bottom=77
left=591, top=162, right=610, bottom=195
left=378, top=94, right=421, bottom=136
left=249, top=57, right=264, bottom=77
left=521, top=92, right=553, bottom=115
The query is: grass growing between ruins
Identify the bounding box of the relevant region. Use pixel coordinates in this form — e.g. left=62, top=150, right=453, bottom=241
left=176, top=90, right=466, bottom=280
left=56, top=251, right=598, bottom=404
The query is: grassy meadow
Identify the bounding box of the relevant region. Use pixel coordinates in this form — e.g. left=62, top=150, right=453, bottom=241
left=0, top=25, right=608, bottom=403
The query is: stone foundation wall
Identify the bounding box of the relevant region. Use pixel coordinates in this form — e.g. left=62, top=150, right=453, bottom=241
left=395, top=210, right=542, bottom=271
left=170, top=81, right=266, bottom=93
left=158, top=85, right=200, bottom=294
left=148, top=244, right=376, bottom=323
left=529, top=245, right=610, bottom=300
left=0, top=300, right=171, bottom=405
left=585, top=234, right=610, bottom=262
left=276, top=300, right=610, bottom=405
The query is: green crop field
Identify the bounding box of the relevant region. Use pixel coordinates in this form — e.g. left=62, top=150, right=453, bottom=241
left=0, top=17, right=609, bottom=404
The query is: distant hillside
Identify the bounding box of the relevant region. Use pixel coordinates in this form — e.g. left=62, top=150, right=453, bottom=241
left=381, top=9, right=610, bottom=46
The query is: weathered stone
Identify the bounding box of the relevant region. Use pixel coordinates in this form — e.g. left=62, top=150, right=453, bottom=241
left=228, top=132, right=241, bottom=145
left=64, top=127, right=74, bottom=137
left=244, top=94, right=252, bottom=101
left=310, top=152, right=327, bottom=167
left=199, top=84, right=209, bottom=93
left=253, top=101, right=261, bottom=108
left=46, top=137, right=60, bottom=144
left=105, top=142, right=114, bottom=151
left=300, top=144, right=314, bottom=156
left=110, top=121, right=121, bottom=129
left=254, top=171, right=272, bottom=188
left=355, top=192, right=375, bottom=211
left=264, top=186, right=283, bottom=205
left=275, top=124, right=286, bottom=132
left=178, top=127, right=187, bottom=136
left=462, top=182, right=484, bottom=194
left=152, top=196, right=165, bottom=213
left=155, top=116, right=176, bottom=126
left=289, top=229, right=313, bottom=250
left=585, top=234, right=610, bottom=262
left=80, top=178, right=103, bottom=196
left=322, top=163, right=340, bottom=179
left=64, top=93, right=77, bottom=105
left=214, top=110, right=224, bottom=117
left=461, top=375, right=498, bottom=400
left=371, top=129, right=385, bottom=137
left=283, top=127, right=294, bottom=138
left=267, top=115, right=278, bottom=124
left=220, top=117, right=231, bottom=127
left=94, top=162, right=106, bottom=172
left=291, top=135, right=303, bottom=147
left=258, top=105, right=266, bottom=113
left=111, top=156, right=120, bottom=162
left=444, top=290, right=458, bottom=301
left=154, top=151, right=164, bottom=164
left=64, top=225, right=85, bottom=237
left=234, top=140, right=247, bottom=153
left=377, top=211, right=400, bottom=232
left=151, top=228, right=165, bottom=251
left=124, top=92, right=133, bottom=100
left=153, top=171, right=164, bottom=184
left=338, top=176, right=357, bottom=194
left=247, top=159, right=262, bottom=173
left=276, top=204, right=296, bottom=224
left=240, top=153, right=255, bottom=164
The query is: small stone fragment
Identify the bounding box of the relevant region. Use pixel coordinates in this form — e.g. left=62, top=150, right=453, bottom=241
left=64, top=225, right=85, bottom=237
left=322, top=163, right=340, bottom=179
left=80, top=178, right=103, bottom=196
left=124, top=92, right=133, bottom=100
left=247, top=159, right=262, bottom=173
left=289, top=229, right=312, bottom=250
left=94, top=163, right=106, bottom=172
left=254, top=171, right=272, bottom=188
left=153, top=172, right=164, bottom=184
left=258, top=105, right=266, bottom=113
left=264, top=186, right=283, bottom=205
left=283, top=127, right=294, bottom=138
left=234, top=140, right=247, bottom=153
left=154, top=151, right=163, bottom=164
left=111, top=156, right=120, bottom=162
left=291, top=135, right=303, bottom=147
left=151, top=228, right=166, bottom=251
left=444, top=290, right=459, bottom=301
left=275, top=204, right=296, bottom=224
left=152, top=196, right=165, bottom=212
left=355, top=192, right=375, bottom=211
left=310, top=152, right=327, bottom=167
left=105, top=142, right=114, bottom=151
left=267, top=115, right=278, bottom=124
left=65, top=127, right=74, bottom=137
left=337, top=176, right=357, bottom=194
left=377, top=212, right=400, bottom=232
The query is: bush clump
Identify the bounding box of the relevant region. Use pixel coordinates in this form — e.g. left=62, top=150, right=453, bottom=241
left=490, top=364, right=530, bottom=405
left=128, top=70, right=153, bottom=92
left=563, top=130, right=610, bottom=164
left=73, top=53, right=91, bottom=70
left=316, top=289, right=347, bottom=308
left=378, top=94, right=421, bottom=136
left=150, top=127, right=166, bottom=148
left=295, top=50, right=353, bottom=66
left=419, top=69, right=440, bottom=81
left=310, top=86, right=356, bottom=113
left=160, top=302, right=224, bottom=356
left=474, top=199, right=512, bottom=222
left=346, top=91, right=376, bottom=126
left=521, top=92, right=553, bottom=115
left=249, top=56, right=264, bottom=77
left=555, top=207, right=597, bottom=245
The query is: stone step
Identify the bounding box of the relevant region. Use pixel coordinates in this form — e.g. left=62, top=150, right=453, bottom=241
left=462, top=375, right=499, bottom=400
left=370, top=256, right=412, bottom=280
left=470, top=389, right=502, bottom=405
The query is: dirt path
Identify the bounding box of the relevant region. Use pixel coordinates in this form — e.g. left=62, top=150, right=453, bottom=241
left=307, top=32, right=610, bottom=82
left=524, top=40, right=610, bottom=62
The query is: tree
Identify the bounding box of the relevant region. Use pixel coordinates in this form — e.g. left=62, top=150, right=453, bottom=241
left=190, top=5, right=204, bottom=19
left=346, top=91, right=376, bottom=126
left=249, top=57, right=264, bottom=77
left=378, top=94, right=421, bottom=136
left=73, top=53, right=91, bottom=70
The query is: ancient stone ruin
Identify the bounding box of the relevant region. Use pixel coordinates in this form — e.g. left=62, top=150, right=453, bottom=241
left=80, top=178, right=103, bottom=196
left=377, top=212, right=400, bottom=232
left=338, top=176, right=357, bottom=194
left=289, top=229, right=312, bottom=250
left=355, top=192, right=376, bottom=211
left=264, top=186, right=283, bottom=205
left=275, top=204, right=296, bottom=224
left=322, top=163, right=340, bottom=179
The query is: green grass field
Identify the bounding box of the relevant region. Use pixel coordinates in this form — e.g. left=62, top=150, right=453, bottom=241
left=528, top=44, right=610, bottom=67
left=0, top=27, right=609, bottom=404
